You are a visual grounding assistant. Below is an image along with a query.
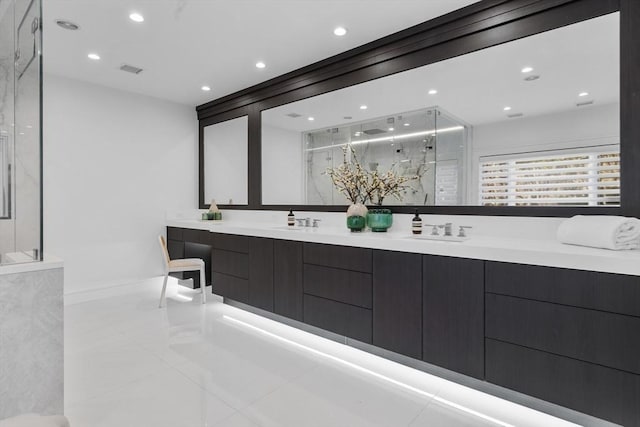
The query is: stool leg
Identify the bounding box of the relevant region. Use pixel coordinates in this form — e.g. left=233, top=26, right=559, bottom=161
left=159, top=273, right=169, bottom=308
left=200, top=267, right=206, bottom=304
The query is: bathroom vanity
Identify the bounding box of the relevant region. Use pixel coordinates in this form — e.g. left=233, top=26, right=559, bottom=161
left=167, top=220, right=640, bottom=427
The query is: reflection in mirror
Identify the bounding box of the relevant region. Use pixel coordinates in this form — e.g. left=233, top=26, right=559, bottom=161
left=261, top=12, right=619, bottom=207
left=204, top=116, right=248, bottom=205
left=0, top=133, right=9, bottom=218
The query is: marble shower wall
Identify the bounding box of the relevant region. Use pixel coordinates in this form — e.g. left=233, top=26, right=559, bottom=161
left=0, top=267, right=64, bottom=419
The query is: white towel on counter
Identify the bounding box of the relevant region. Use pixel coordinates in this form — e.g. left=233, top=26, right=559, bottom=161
left=557, top=215, right=640, bottom=250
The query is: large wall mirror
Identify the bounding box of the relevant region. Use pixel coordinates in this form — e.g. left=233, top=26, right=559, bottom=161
left=203, top=115, right=248, bottom=205
left=261, top=12, right=619, bottom=208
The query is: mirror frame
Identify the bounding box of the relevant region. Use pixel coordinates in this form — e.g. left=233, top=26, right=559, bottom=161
left=198, top=0, right=639, bottom=217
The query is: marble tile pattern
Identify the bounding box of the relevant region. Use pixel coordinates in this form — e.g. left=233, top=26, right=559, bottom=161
left=62, top=277, right=611, bottom=427
left=0, top=267, right=64, bottom=419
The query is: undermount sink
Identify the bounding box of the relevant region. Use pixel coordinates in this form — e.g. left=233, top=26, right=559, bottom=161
left=400, top=234, right=469, bottom=242
left=271, top=225, right=314, bottom=232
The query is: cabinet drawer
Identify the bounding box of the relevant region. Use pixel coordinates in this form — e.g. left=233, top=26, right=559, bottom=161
left=486, top=293, right=640, bottom=375
left=486, top=339, right=640, bottom=427
left=167, top=227, right=184, bottom=241
left=212, top=233, right=249, bottom=253
left=303, top=264, right=372, bottom=308
left=303, top=294, right=372, bottom=343
left=184, top=229, right=210, bottom=244
left=212, top=272, right=249, bottom=303
left=212, top=249, right=249, bottom=279
left=303, top=243, right=371, bottom=273
left=486, top=261, right=640, bottom=317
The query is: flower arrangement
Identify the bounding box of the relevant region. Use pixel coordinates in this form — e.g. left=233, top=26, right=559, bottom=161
left=325, top=145, right=418, bottom=206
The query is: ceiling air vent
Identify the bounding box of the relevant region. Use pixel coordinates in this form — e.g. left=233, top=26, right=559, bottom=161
left=507, top=113, right=524, bottom=118
left=576, top=100, right=594, bottom=107
left=119, top=64, right=143, bottom=74
left=285, top=113, right=302, bottom=118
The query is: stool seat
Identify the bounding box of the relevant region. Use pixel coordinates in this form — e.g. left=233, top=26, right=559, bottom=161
left=0, top=414, right=70, bottom=427
left=168, top=258, right=205, bottom=270
left=158, top=235, right=207, bottom=307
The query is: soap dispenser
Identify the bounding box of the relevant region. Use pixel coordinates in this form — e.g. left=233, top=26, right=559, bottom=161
left=288, top=209, right=295, bottom=226
left=412, top=209, right=422, bottom=235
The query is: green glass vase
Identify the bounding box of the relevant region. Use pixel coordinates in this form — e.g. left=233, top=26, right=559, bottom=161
left=367, top=209, right=393, bottom=232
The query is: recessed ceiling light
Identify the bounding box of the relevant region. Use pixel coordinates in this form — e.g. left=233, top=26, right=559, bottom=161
left=579, top=92, right=589, bottom=97
left=256, top=61, right=266, bottom=69
left=129, top=12, right=144, bottom=23
left=333, top=27, right=347, bottom=36
left=360, top=105, right=368, bottom=110
left=87, top=53, right=100, bottom=60
left=428, top=89, right=438, bottom=95
left=521, top=66, right=534, bottom=73
left=388, top=127, right=394, bottom=131
left=503, top=106, right=512, bottom=111
left=55, top=19, right=79, bottom=30
left=201, top=86, right=211, bottom=91
left=308, top=117, right=315, bottom=121
left=403, top=123, right=410, bottom=127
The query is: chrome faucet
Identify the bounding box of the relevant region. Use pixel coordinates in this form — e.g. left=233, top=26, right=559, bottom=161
left=443, top=222, right=453, bottom=237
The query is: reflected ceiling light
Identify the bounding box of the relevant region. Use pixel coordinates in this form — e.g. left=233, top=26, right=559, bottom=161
left=307, top=126, right=464, bottom=151
left=19, top=132, right=24, bottom=135
left=521, top=66, right=534, bottom=73
left=428, top=89, right=438, bottom=95
left=503, top=106, right=512, bottom=111
left=129, top=12, right=144, bottom=22
left=359, top=105, right=368, bottom=110
left=256, top=61, right=266, bottom=69
left=333, top=27, right=347, bottom=36
left=201, top=86, right=211, bottom=91
left=308, top=117, right=315, bottom=121
left=403, top=123, right=410, bottom=127
left=388, top=127, right=394, bottom=131
left=26, top=125, right=33, bottom=129
left=354, top=132, right=362, bottom=136
left=87, top=53, right=100, bottom=60
left=579, top=92, right=589, bottom=97
left=55, top=19, right=79, bottom=30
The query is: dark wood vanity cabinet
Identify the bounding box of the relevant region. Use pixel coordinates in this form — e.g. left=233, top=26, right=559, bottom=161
left=166, top=227, right=211, bottom=288
left=273, top=240, right=304, bottom=321
left=166, top=226, right=640, bottom=426
left=485, top=262, right=640, bottom=426
left=302, top=243, right=373, bottom=343
left=423, top=255, right=485, bottom=379
left=372, top=250, right=422, bottom=359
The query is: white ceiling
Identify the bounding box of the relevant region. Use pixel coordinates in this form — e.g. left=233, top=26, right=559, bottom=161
left=43, top=0, right=479, bottom=106
left=262, top=12, right=620, bottom=131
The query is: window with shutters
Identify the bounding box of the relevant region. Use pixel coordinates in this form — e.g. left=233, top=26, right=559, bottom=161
left=479, top=147, right=620, bottom=206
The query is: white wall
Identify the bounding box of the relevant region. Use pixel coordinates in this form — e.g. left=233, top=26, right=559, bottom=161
left=469, top=103, right=619, bottom=204
left=43, top=74, right=197, bottom=294
left=262, top=124, right=303, bottom=204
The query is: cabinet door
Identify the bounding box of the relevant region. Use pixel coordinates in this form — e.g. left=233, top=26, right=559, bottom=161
left=423, top=255, right=484, bottom=379
left=372, top=250, right=422, bottom=359
left=184, top=242, right=211, bottom=289
left=249, top=237, right=274, bottom=312
left=274, top=240, right=303, bottom=321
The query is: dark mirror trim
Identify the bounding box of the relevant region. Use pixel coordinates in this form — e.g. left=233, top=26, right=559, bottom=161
left=198, top=0, right=638, bottom=217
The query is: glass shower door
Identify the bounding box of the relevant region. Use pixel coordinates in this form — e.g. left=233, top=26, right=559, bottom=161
left=0, top=0, right=42, bottom=264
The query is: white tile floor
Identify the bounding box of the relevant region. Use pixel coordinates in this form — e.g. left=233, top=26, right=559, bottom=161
left=64, top=279, right=587, bottom=427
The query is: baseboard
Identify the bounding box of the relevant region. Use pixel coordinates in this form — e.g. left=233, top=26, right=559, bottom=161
left=63, top=276, right=169, bottom=305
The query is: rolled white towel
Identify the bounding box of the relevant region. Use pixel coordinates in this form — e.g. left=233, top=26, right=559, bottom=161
left=557, top=215, right=640, bottom=250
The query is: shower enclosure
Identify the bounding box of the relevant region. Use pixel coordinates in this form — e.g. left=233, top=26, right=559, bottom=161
left=0, top=0, right=43, bottom=264
left=303, top=107, right=469, bottom=206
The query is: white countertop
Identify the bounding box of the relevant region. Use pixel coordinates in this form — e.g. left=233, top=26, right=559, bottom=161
left=0, top=254, right=64, bottom=276
left=167, top=218, right=640, bottom=277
